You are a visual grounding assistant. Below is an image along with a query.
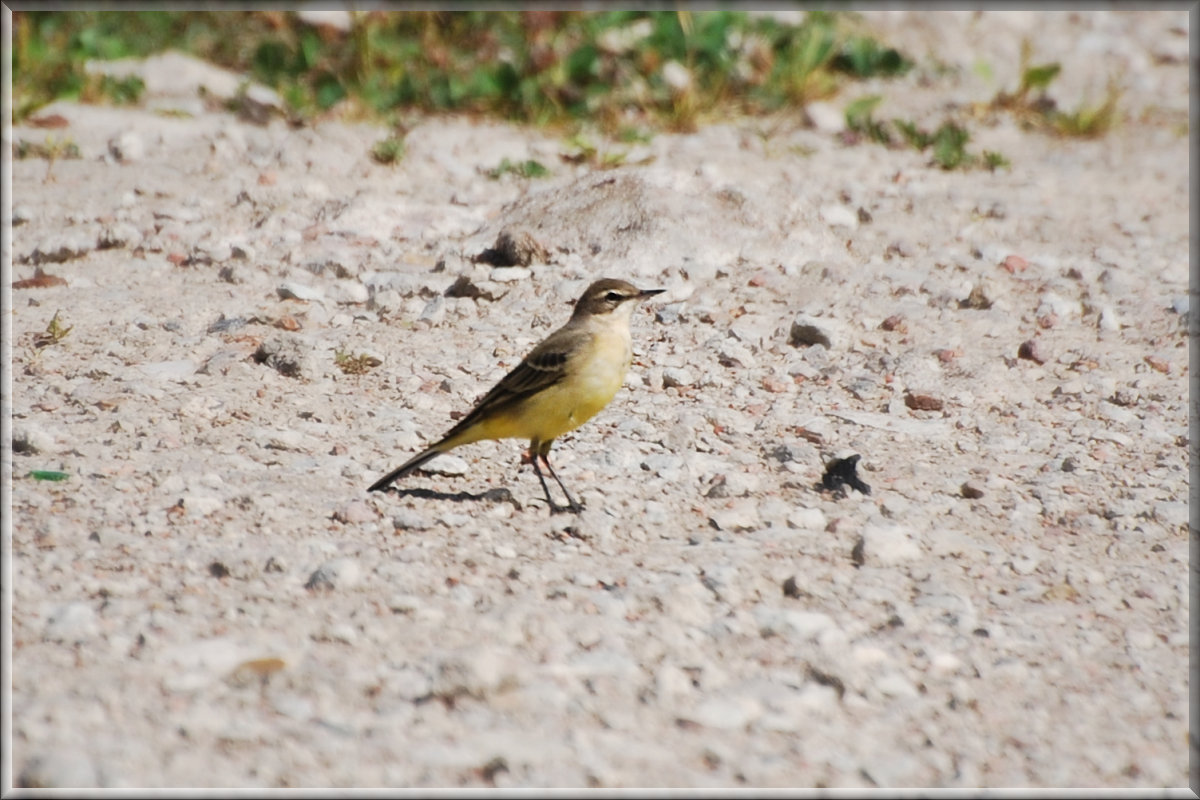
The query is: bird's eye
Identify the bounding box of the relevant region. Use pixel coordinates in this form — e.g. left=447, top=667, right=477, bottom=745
left=605, top=291, right=622, bottom=302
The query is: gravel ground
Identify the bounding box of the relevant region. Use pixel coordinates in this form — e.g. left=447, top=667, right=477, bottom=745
left=5, top=9, right=1194, bottom=790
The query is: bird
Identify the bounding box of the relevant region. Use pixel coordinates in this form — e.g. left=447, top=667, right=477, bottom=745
left=368, top=278, right=664, bottom=513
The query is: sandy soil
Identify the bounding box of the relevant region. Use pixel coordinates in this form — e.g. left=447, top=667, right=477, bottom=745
left=5, top=9, right=1194, bottom=790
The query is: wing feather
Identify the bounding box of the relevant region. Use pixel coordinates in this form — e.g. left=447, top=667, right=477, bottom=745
left=439, top=326, right=590, bottom=439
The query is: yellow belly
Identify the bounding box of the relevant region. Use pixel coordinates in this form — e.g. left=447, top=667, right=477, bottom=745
left=460, top=330, right=631, bottom=445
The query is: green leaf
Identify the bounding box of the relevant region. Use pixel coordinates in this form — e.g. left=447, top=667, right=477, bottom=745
left=931, top=122, right=970, bottom=170
left=844, top=94, right=882, bottom=131
left=1021, top=63, right=1061, bottom=93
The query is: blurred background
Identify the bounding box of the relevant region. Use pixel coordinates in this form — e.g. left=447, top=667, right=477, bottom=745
left=12, top=8, right=916, bottom=133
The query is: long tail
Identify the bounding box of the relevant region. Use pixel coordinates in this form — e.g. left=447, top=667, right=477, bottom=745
left=367, top=445, right=448, bottom=492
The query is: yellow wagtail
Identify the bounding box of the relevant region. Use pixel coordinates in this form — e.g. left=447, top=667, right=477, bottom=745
left=368, top=278, right=664, bottom=513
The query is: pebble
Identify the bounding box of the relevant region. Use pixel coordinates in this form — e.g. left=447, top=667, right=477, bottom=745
left=688, top=694, right=764, bottom=730
left=753, top=607, right=837, bottom=640
left=1153, top=501, right=1187, bottom=529
left=490, top=266, right=531, bottom=283
left=44, top=602, right=99, bottom=643
left=418, top=295, right=446, bottom=325
left=859, top=522, right=922, bottom=566
left=789, top=314, right=836, bottom=349
left=333, top=500, right=376, bottom=524
left=1038, top=292, right=1081, bottom=319
left=392, top=509, right=434, bottom=531
left=716, top=340, right=757, bottom=369
left=278, top=281, right=325, bottom=302
left=819, top=204, right=859, bottom=230
left=108, top=130, right=145, bottom=162
left=254, top=334, right=315, bottom=379
left=874, top=673, right=919, bottom=699
left=804, top=101, right=845, bottom=133
left=707, top=500, right=762, bottom=532
left=19, top=748, right=101, bottom=788
left=333, top=280, right=369, bottom=305
left=305, top=558, right=362, bottom=591
left=432, top=647, right=516, bottom=700
left=421, top=454, right=469, bottom=476
left=137, top=359, right=197, bottom=382
left=787, top=506, right=826, bottom=530
left=29, top=230, right=95, bottom=264
left=11, top=424, right=55, bottom=454
left=662, top=367, right=695, bottom=388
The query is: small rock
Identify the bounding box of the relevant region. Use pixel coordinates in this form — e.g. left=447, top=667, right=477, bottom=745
left=45, top=602, right=98, bottom=643
left=789, top=314, right=835, bottom=349
left=305, top=558, right=362, bottom=591
left=12, top=424, right=55, bottom=455
left=1017, top=339, right=1044, bottom=364
left=819, top=204, right=858, bottom=230
left=662, top=367, right=695, bottom=388
left=1169, top=295, right=1189, bottom=315
left=708, top=500, right=761, bottom=532
left=904, top=392, right=943, bottom=412
left=1010, top=554, right=1040, bottom=575
left=98, top=221, right=141, bottom=249
left=1143, top=355, right=1170, bottom=374
left=688, top=694, right=763, bottom=730
left=333, top=500, right=376, bottom=524
left=29, top=231, right=95, bottom=264
left=662, top=60, right=694, bottom=93
left=770, top=443, right=808, bottom=464
left=392, top=509, right=434, bottom=531
left=475, top=229, right=547, bottom=267
left=1038, top=292, right=1080, bottom=319
left=787, top=506, right=826, bottom=530
left=417, top=454, right=469, bottom=477
left=1097, top=305, right=1121, bottom=331
left=253, top=334, right=314, bottom=379
left=137, top=359, right=197, bottom=382
left=1000, top=254, right=1028, bottom=274
left=860, top=522, right=921, bottom=565
left=108, top=130, right=145, bottom=162
left=18, top=749, right=100, bottom=788
left=960, top=481, right=985, bottom=499
left=432, top=647, right=516, bottom=700
left=278, top=281, right=325, bottom=302
left=959, top=285, right=992, bottom=310
left=418, top=295, right=446, bottom=325
left=716, top=340, right=756, bottom=369
left=821, top=454, right=870, bottom=495
left=333, top=280, right=369, bottom=305
left=804, top=101, right=845, bottom=133
left=761, top=374, right=790, bottom=393
left=1153, top=501, right=1187, bottom=529
left=489, top=267, right=531, bottom=283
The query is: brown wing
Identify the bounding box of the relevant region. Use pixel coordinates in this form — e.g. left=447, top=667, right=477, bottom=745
left=439, top=326, right=589, bottom=439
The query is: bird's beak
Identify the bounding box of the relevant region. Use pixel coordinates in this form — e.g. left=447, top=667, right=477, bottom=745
left=638, top=288, right=666, bottom=300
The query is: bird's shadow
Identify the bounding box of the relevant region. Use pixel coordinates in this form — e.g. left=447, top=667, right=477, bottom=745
left=379, top=485, right=523, bottom=510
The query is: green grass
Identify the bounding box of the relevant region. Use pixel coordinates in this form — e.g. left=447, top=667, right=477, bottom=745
left=845, top=98, right=1006, bottom=172
left=12, top=9, right=914, bottom=133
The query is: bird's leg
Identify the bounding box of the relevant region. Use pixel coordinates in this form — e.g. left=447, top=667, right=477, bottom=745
left=537, top=443, right=582, bottom=514
left=528, top=451, right=566, bottom=514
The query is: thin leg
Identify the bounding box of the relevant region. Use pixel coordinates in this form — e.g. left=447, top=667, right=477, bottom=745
left=529, top=455, right=566, bottom=514
left=538, top=453, right=582, bottom=514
